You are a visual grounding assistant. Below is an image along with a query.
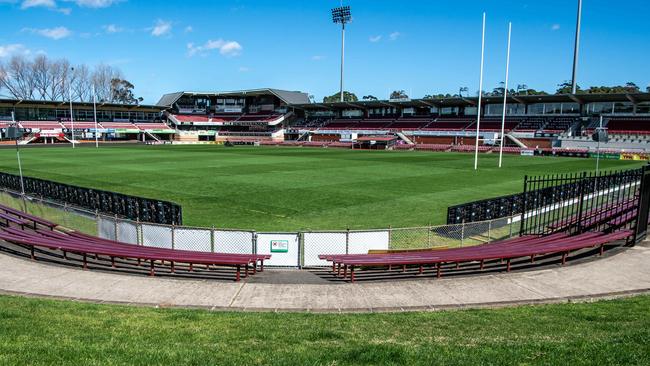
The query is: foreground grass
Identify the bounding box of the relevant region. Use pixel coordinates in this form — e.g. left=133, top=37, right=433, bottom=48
left=0, top=145, right=642, bottom=230
left=0, top=295, right=648, bottom=365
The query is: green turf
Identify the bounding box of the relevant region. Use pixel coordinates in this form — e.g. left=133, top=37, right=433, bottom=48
left=0, top=145, right=643, bottom=231
left=0, top=294, right=648, bottom=365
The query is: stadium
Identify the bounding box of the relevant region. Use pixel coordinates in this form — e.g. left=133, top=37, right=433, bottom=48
left=0, top=1, right=649, bottom=365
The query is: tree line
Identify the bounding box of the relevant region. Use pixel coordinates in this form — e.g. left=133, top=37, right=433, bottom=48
left=0, top=55, right=142, bottom=104
left=322, top=81, right=650, bottom=103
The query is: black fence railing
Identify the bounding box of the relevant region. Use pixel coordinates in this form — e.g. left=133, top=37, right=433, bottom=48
left=0, top=172, right=182, bottom=225
left=519, top=168, right=644, bottom=237
left=447, top=166, right=646, bottom=225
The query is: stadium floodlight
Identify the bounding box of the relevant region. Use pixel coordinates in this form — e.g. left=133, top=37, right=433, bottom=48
left=474, top=12, right=486, bottom=171
left=571, top=0, right=582, bottom=94
left=332, top=5, right=352, bottom=103
left=498, top=22, right=512, bottom=169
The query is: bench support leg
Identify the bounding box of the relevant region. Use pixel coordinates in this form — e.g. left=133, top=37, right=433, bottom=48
left=30, top=247, right=35, bottom=260
left=189, top=263, right=194, bottom=272
left=599, top=244, right=605, bottom=256
left=343, top=265, right=348, bottom=279
left=137, top=258, right=141, bottom=266
left=235, top=265, right=241, bottom=282
left=149, top=260, right=155, bottom=276
left=350, top=266, right=355, bottom=283
left=244, top=264, right=249, bottom=278
left=111, top=256, right=116, bottom=268
left=63, top=251, right=67, bottom=260
left=480, top=259, right=484, bottom=270
left=337, top=263, right=342, bottom=277
left=506, top=259, right=511, bottom=272
left=82, top=254, right=87, bottom=270
left=530, top=254, right=535, bottom=263
left=436, top=263, right=441, bottom=278
left=170, top=262, right=175, bottom=273
left=561, top=252, right=568, bottom=265
left=402, top=264, right=406, bottom=272
left=418, top=265, right=423, bottom=275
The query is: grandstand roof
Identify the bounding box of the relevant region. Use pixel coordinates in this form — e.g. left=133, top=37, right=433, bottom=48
left=291, top=93, right=650, bottom=110
left=156, top=88, right=310, bottom=107
left=0, top=98, right=163, bottom=112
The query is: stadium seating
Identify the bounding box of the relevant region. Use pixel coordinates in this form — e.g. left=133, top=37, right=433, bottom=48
left=0, top=203, right=269, bottom=281
left=607, top=118, right=650, bottom=134
left=319, top=229, right=632, bottom=282
left=61, top=121, right=98, bottom=129
left=424, top=118, right=475, bottom=131
left=18, top=121, right=63, bottom=130
left=136, top=122, right=171, bottom=131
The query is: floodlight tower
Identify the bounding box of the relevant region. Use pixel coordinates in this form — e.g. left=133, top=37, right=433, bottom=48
left=571, top=0, right=583, bottom=94
left=332, top=5, right=352, bottom=103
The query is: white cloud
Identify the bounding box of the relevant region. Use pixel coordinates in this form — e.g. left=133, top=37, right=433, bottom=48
left=151, top=19, right=172, bottom=37
left=23, top=26, right=72, bottom=40
left=65, top=0, right=120, bottom=7
left=187, top=39, right=242, bottom=57
left=311, top=55, right=324, bottom=61
left=0, top=44, right=31, bottom=58
left=21, top=0, right=55, bottom=9
left=369, top=35, right=382, bottom=43
left=389, top=31, right=401, bottom=41
left=184, top=26, right=193, bottom=33
left=238, top=66, right=249, bottom=72
left=103, top=24, right=122, bottom=33
left=551, top=24, right=561, bottom=31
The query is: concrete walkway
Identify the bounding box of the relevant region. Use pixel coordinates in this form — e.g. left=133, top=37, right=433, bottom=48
left=1, top=243, right=649, bottom=312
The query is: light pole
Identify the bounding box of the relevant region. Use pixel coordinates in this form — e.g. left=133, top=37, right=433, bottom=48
left=571, top=0, right=583, bottom=94
left=474, top=12, right=486, bottom=171
left=332, top=5, right=352, bottom=103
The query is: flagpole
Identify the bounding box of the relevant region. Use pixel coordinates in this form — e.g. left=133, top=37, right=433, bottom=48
left=93, top=85, right=99, bottom=148
left=474, top=12, right=486, bottom=170
left=498, top=22, right=512, bottom=168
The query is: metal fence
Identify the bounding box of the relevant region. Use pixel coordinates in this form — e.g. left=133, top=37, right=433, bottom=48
left=0, top=188, right=518, bottom=268
left=447, top=166, right=646, bottom=225
left=0, top=171, right=183, bottom=225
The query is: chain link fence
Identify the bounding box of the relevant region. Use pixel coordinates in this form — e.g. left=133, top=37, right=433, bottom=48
left=0, top=188, right=519, bottom=268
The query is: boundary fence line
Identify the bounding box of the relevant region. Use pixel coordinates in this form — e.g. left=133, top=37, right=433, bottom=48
left=0, top=188, right=517, bottom=268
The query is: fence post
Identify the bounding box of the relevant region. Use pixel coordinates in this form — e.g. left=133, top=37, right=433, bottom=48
left=509, top=216, right=513, bottom=238
left=427, top=222, right=432, bottom=248
left=487, top=220, right=492, bottom=243
left=136, top=218, right=141, bottom=245
left=252, top=231, right=257, bottom=254
left=575, top=172, right=588, bottom=234
left=113, top=214, right=118, bottom=241
left=519, top=175, right=528, bottom=236
left=345, top=226, right=350, bottom=254
left=388, top=225, right=392, bottom=250
left=171, top=224, right=175, bottom=250
left=210, top=226, right=215, bottom=253
left=460, top=221, right=465, bottom=247
left=298, top=232, right=304, bottom=268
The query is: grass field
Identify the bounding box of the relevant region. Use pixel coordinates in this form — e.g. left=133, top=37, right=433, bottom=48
left=0, top=294, right=648, bottom=365
left=0, top=145, right=643, bottom=231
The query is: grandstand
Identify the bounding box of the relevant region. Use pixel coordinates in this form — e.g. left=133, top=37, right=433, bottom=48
left=1, top=92, right=649, bottom=153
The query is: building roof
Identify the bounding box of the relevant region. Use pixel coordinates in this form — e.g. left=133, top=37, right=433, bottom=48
left=156, top=88, right=311, bottom=107
left=290, top=93, right=650, bottom=111
left=0, top=98, right=163, bottom=111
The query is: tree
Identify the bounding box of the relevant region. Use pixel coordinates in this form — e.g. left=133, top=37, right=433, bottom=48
left=0, top=55, right=137, bottom=103
left=362, top=95, right=378, bottom=100
left=647, top=86, right=650, bottom=93
left=624, top=82, right=640, bottom=93
left=323, top=91, right=358, bottom=103
left=556, top=81, right=580, bottom=94
left=111, top=78, right=143, bottom=105
left=389, top=90, right=408, bottom=100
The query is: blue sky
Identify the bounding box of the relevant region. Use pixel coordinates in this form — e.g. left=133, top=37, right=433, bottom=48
left=0, top=0, right=648, bottom=104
